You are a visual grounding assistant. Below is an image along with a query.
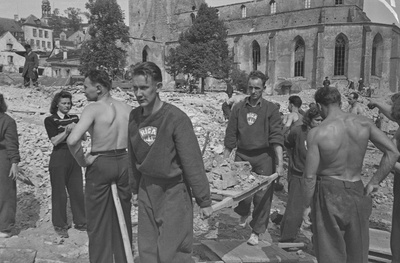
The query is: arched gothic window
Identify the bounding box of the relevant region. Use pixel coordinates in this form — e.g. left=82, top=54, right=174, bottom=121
left=334, top=34, right=348, bottom=76
left=294, top=38, right=305, bottom=77
left=252, top=40, right=261, bottom=71
left=371, top=34, right=384, bottom=77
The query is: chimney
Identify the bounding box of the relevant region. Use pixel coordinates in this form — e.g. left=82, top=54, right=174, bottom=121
left=14, top=14, right=19, bottom=21
left=63, top=51, right=68, bottom=60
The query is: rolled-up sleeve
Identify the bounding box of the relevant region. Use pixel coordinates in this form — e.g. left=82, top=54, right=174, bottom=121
left=5, top=118, right=20, bottom=163
left=224, top=104, right=239, bottom=149
left=268, top=106, right=284, bottom=147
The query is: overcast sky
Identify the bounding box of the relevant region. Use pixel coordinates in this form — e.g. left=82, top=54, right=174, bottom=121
left=0, top=0, right=398, bottom=26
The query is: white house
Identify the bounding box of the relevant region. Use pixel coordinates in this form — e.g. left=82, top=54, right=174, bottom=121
left=21, top=15, right=53, bottom=52
left=0, top=31, right=26, bottom=73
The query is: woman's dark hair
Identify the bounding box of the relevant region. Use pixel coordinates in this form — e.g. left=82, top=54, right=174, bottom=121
left=50, top=91, right=73, bottom=114
left=0, top=93, right=7, bottom=113
left=303, top=106, right=321, bottom=128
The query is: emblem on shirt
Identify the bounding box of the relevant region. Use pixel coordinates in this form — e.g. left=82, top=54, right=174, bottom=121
left=139, top=126, right=157, bottom=146
left=247, top=112, right=258, bottom=125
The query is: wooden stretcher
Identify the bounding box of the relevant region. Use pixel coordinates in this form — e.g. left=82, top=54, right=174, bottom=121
left=211, top=173, right=278, bottom=212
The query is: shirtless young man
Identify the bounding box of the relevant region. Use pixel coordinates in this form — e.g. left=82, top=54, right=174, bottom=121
left=67, top=70, right=133, bottom=263
left=348, top=92, right=365, bottom=115
left=304, top=87, right=399, bottom=263
left=283, top=95, right=304, bottom=132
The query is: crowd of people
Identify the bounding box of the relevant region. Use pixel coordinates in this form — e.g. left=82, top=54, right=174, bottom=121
left=1, top=61, right=400, bottom=263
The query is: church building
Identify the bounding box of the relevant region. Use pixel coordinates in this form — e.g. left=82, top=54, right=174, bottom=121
left=127, top=0, right=400, bottom=93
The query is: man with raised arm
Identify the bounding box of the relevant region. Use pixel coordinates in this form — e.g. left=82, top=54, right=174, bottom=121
left=304, top=87, right=399, bottom=263
left=67, top=70, right=133, bottom=263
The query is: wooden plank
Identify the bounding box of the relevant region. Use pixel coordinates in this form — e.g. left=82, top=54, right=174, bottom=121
left=368, top=255, right=391, bottom=263
left=277, top=243, right=305, bottom=249
left=202, top=240, right=299, bottom=263
left=211, top=189, right=242, bottom=197
left=0, top=248, right=37, bottom=263
left=369, top=228, right=391, bottom=257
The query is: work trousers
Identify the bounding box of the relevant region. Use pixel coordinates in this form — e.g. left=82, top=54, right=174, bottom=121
left=49, top=147, right=86, bottom=228
left=312, top=176, right=372, bottom=263
left=392, top=174, right=400, bottom=263
left=23, top=75, right=38, bottom=87
left=233, top=148, right=275, bottom=235
left=85, top=153, right=132, bottom=263
left=280, top=172, right=304, bottom=242
left=138, top=176, right=194, bottom=263
left=0, top=149, right=16, bottom=233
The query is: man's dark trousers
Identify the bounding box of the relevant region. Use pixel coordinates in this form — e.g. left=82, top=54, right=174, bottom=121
left=85, top=152, right=132, bottom=263
left=392, top=174, right=400, bottom=263
left=233, top=148, right=275, bottom=235
left=312, top=176, right=371, bottom=263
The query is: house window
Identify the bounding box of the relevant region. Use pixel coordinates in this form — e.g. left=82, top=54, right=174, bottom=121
left=190, top=13, right=195, bottom=23
left=7, top=56, right=13, bottom=64
left=48, top=42, right=51, bottom=48
left=216, top=9, right=220, bottom=18
left=6, top=43, right=13, bottom=51
left=252, top=40, right=261, bottom=71
left=241, top=5, right=246, bottom=18
left=33, top=29, right=37, bottom=37
left=42, top=41, right=45, bottom=49
left=305, top=0, right=311, bottom=8
left=45, top=31, right=48, bottom=38
left=36, top=40, right=40, bottom=48
left=334, top=35, right=347, bottom=76
left=39, top=30, right=43, bottom=38
left=294, top=38, right=305, bottom=77
left=371, top=34, right=383, bottom=77
left=335, top=0, right=343, bottom=4
left=30, top=39, right=34, bottom=46
left=270, top=1, right=277, bottom=14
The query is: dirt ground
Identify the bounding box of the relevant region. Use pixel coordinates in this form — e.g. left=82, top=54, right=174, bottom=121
left=0, top=75, right=397, bottom=262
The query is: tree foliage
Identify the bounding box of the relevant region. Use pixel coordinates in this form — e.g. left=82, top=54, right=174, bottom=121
left=64, top=8, right=83, bottom=32
left=79, top=0, right=130, bottom=75
left=165, top=3, right=232, bottom=92
left=231, top=68, right=248, bottom=93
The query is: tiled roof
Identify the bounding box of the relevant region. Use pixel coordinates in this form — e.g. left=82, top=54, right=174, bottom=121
left=0, top=17, right=23, bottom=33
left=22, top=15, right=51, bottom=29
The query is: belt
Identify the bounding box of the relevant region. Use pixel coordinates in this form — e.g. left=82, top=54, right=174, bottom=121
left=91, top=148, right=127, bottom=156
left=317, top=176, right=362, bottom=189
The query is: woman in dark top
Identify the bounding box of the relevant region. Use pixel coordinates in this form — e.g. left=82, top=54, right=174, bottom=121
left=44, top=91, right=86, bottom=238
left=0, top=93, right=20, bottom=238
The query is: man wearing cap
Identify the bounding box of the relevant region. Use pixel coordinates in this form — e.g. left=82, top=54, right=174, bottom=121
left=22, top=44, right=39, bottom=87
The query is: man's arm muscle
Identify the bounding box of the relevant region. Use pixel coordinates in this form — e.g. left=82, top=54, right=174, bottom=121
left=67, top=104, right=96, bottom=166
left=366, top=121, right=400, bottom=195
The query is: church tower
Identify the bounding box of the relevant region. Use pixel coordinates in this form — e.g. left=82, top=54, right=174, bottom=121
left=42, top=0, right=51, bottom=19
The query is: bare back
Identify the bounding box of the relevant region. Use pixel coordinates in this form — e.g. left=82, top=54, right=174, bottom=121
left=88, top=98, right=132, bottom=151
left=314, top=113, right=371, bottom=181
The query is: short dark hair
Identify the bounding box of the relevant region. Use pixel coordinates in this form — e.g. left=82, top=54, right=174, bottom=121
left=0, top=93, right=7, bottom=113
left=314, top=86, right=341, bottom=106
left=24, top=44, right=31, bottom=49
left=289, top=95, right=302, bottom=108
left=85, top=70, right=112, bottom=90
left=132, top=61, right=162, bottom=83
left=303, top=106, right=321, bottom=128
left=350, top=92, right=358, bottom=100
left=391, top=92, right=400, bottom=103
left=248, top=70, right=268, bottom=86
left=391, top=97, right=400, bottom=121
left=50, top=90, right=73, bottom=114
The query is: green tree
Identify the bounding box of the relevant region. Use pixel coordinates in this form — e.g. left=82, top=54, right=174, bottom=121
left=79, top=0, right=130, bottom=75
left=231, top=68, right=248, bottom=93
left=165, top=3, right=231, bottom=93
left=65, top=7, right=83, bottom=32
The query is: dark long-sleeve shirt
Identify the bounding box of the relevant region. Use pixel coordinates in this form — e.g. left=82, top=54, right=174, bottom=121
left=224, top=97, right=283, bottom=151
left=0, top=113, right=20, bottom=163
left=284, top=125, right=308, bottom=175
left=44, top=114, right=79, bottom=150
left=128, top=103, right=211, bottom=208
